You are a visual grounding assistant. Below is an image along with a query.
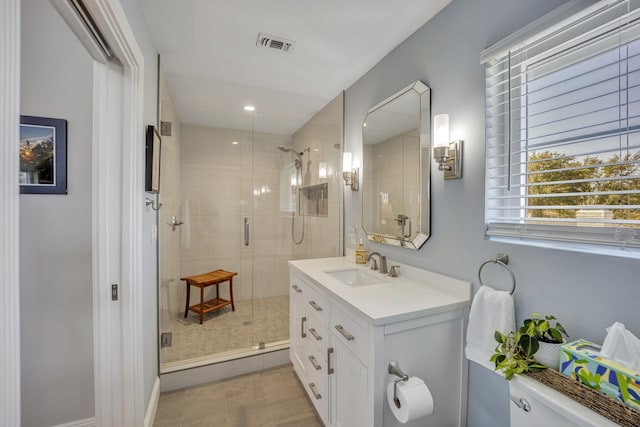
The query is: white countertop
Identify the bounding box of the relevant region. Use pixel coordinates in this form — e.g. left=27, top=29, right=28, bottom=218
left=289, top=256, right=471, bottom=326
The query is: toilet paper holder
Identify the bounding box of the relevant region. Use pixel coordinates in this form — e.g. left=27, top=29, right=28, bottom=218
left=388, top=361, right=409, bottom=408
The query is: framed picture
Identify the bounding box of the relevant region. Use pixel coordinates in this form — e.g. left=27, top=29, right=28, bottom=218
left=19, top=115, right=67, bottom=194
left=145, top=125, right=161, bottom=193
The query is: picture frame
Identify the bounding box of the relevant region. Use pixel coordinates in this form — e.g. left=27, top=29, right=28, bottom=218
left=19, top=115, right=67, bottom=194
left=145, top=125, right=161, bottom=193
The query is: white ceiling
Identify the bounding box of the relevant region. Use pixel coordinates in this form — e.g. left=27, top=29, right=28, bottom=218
left=138, top=0, right=452, bottom=135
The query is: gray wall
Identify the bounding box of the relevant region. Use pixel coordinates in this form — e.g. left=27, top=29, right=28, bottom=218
left=344, top=0, right=640, bottom=426
left=20, top=0, right=94, bottom=425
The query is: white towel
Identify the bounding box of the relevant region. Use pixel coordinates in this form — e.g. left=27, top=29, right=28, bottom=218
left=465, top=286, right=515, bottom=371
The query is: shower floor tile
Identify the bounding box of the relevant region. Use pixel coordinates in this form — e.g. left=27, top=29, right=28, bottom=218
left=161, top=295, right=290, bottom=366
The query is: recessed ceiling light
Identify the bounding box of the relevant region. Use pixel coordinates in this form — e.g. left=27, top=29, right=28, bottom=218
left=232, top=141, right=239, bottom=145
left=244, top=105, right=255, bottom=111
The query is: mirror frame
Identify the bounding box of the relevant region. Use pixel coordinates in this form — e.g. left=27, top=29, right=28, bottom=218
left=361, top=80, right=431, bottom=249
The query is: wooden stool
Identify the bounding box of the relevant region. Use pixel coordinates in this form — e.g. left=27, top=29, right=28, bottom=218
left=180, top=269, right=237, bottom=324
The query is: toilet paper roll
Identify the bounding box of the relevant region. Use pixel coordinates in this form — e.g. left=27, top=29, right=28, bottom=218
left=386, top=376, right=434, bottom=423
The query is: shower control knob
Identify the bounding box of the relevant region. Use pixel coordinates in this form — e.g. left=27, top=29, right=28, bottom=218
left=167, top=216, right=184, bottom=231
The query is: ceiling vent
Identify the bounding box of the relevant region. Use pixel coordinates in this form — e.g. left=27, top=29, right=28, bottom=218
left=256, top=33, right=296, bottom=53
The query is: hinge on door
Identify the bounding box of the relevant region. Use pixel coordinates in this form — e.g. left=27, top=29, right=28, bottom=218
left=161, top=332, right=172, bottom=348
left=111, top=284, right=118, bottom=301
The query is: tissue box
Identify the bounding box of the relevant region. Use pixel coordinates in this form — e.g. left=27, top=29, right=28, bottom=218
left=560, top=339, right=640, bottom=411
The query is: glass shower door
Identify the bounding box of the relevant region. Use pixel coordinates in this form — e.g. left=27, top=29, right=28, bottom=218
left=248, top=131, right=293, bottom=352
left=158, top=125, right=257, bottom=369
left=158, top=121, right=294, bottom=370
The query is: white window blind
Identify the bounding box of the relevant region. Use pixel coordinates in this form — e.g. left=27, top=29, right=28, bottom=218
left=483, top=0, right=640, bottom=250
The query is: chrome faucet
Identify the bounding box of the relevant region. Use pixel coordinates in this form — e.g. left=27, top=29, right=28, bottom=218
left=388, top=265, right=400, bottom=278
left=366, top=251, right=388, bottom=274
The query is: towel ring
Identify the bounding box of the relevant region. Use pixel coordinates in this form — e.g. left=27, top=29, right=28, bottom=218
left=478, top=253, right=516, bottom=295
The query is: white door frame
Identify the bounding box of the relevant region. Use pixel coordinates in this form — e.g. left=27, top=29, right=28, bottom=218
left=0, top=0, right=146, bottom=425
left=85, top=0, right=146, bottom=425
left=0, top=0, right=22, bottom=425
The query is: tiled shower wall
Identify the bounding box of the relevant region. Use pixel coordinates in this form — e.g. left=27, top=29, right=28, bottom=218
left=179, top=125, right=293, bottom=303
left=291, top=92, right=344, bottom=259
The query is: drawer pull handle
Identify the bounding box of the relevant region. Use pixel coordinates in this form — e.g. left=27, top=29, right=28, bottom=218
left=309, top=328, right=322, bottom=341
left=308, top=382, right=322, bottom=400
left=335, top=324, right=355, bottom=341
left=327, top=347, right=334, bottom=375
left=292, top=284, right=302, bottom=293
left=308, top=355, right=322, bottom=370
left=309, top=301, right=323, bottom=311
left=301, top=316, right=307, bottom=338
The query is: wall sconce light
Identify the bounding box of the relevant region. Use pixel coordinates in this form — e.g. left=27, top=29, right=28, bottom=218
left=319, top=162, right=327, bottom=179
left=433, top=114, right=462, bottom=179
left=342, top=152, right=359, bottom=191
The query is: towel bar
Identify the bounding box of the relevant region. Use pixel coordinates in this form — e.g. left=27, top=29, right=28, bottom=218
left=478, top=253, right=516, bottom=295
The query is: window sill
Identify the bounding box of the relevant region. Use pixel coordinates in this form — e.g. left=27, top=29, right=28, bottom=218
left=487, top=235, right=640, bottom=260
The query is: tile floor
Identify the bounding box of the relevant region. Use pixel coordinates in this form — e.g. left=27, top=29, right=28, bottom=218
left=153, top=364, right=323, bottom=427
left=161, top=295, right=290, bottom=366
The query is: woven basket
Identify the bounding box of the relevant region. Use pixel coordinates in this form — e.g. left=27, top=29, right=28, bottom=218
left=526, top=369, right=640, bottom=427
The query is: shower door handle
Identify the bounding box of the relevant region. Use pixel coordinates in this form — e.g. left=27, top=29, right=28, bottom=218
left=244, top=217, right=249, bottom=246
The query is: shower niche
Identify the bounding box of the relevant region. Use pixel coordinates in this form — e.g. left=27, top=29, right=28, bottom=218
left=301, top=184, right=328, bottom=217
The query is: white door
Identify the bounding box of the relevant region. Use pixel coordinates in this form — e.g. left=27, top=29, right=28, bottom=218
left=1, top=0, right=22, bottom=425
left=50, top=0, right=147, bottom=425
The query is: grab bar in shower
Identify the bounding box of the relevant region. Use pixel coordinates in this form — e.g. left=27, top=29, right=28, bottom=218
left=244, top=217, right=250, bottom=246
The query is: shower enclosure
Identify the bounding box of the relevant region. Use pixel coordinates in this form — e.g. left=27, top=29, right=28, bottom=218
left=158, top=124, right=295, bottom=370
left=157, top=80, right=344, bottom=372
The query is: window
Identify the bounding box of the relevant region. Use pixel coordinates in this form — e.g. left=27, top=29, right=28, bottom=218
left=483, top=0, right=640, bottom=253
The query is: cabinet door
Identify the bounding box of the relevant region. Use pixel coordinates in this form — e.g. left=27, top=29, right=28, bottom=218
left=330, top=338, right=369, bottom=427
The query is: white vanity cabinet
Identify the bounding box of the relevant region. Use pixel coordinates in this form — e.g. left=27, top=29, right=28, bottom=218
left=290, top=269, right=370, bottom=426
left=289, top=258, right=471, bottom=427
left=289, top=271, right=331, bottom=425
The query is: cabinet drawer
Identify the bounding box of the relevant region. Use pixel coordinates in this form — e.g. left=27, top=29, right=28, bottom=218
left=292, top=275, right=330, bottom=325
left=331, top=305, right=369, bottom=365
left=306, top=314, right=328, bottom=352
left=304, top=362, right=329, bottom=426
left=304, top=339, right=328, bottom=376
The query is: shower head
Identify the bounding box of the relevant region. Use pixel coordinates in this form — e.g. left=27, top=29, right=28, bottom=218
left=276, top=145, right=308, bottom=159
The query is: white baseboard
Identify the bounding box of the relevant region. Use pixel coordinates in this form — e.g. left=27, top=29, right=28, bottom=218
left=51, top=417, right=96, bottom=427
left=50, top=375, right=159, bottom=427
left=144, top=376, right=161, bottom=427
left=160, top=348, right=290, bottom=392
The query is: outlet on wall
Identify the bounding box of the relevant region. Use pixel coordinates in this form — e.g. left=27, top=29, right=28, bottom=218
left=349, top=226, right=357, bottom=245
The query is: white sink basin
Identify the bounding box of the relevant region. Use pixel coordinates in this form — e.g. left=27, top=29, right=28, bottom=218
left=324, top=268, right=384, bottom=287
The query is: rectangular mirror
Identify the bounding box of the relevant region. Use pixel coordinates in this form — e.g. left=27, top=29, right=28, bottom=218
left=362, top=80, right=431, bottom=249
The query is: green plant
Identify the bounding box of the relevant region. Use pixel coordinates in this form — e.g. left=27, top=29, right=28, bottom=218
left=490, top=313, right=569, bottom=380
left=522, top=313, right=569, bottom=344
